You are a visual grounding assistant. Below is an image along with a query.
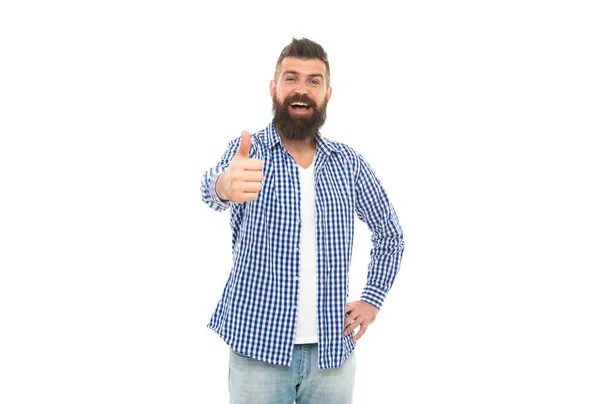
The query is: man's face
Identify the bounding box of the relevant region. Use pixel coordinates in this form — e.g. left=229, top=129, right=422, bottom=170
left=271, top=57, right=332, bottom=141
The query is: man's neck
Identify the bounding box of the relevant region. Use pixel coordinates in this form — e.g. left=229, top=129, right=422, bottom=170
left=280, top=136, right=316, bottom=169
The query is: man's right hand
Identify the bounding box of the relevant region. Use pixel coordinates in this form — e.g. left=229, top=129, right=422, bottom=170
left=216, top=131, right=264, bottom=203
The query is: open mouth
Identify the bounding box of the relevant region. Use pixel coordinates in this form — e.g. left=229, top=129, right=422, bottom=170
left=289, top=102, right=313, bottom=114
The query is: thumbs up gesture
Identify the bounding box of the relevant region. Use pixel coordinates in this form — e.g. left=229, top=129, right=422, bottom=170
left=216, top=131, right=265, bottom=203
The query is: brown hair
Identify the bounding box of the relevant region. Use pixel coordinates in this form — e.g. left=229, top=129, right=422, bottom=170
left=274, top=37, right=330, bottom=86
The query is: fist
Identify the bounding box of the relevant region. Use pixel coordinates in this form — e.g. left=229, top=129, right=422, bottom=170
left=216, top=131, right=264, bottom=203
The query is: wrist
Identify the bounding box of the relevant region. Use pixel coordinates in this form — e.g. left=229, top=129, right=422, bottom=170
left=215, top=173, right=229, bottom=202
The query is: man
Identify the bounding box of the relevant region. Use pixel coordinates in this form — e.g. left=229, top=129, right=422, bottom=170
left=200, top=37, right=404, bottom=404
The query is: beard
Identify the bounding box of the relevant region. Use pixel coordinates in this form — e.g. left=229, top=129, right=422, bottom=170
left=272, top=93, right=328, bottom=142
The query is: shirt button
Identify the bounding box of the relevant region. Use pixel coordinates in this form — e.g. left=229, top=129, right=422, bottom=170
left=294, top=276, right=300, bottom=281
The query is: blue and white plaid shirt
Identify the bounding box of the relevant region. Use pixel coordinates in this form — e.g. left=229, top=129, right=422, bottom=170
left=201, top=120, right=404, bottom=369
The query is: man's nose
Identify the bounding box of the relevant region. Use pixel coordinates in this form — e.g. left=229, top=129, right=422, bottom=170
left=294, top=86, right=309, bottom=95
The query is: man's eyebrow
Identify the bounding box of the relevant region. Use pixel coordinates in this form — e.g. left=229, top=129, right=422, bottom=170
left=282, top=70, right=325, bottom=80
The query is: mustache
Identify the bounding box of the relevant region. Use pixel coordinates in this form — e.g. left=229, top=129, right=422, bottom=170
left=283, top=94, right=317, bottom=109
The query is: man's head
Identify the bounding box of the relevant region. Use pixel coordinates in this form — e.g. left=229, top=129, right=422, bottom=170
left=271, top=38, right=332, bottom=142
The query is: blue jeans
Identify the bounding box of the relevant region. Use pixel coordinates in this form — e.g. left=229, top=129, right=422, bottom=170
left=229, top=344, right=356, bottom=404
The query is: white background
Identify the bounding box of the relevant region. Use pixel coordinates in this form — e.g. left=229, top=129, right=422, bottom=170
left=1, top=1, right=599, bottom=403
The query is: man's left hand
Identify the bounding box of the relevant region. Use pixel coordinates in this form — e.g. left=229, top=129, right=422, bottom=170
left=343, top=300, right=379, bottom=343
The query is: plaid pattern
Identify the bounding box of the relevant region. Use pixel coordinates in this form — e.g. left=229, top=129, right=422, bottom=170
left=201, top=120, right=404, bottom=369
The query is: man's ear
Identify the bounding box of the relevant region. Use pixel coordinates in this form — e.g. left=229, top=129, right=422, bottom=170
left=270, top=80, right=276, bottom=98
left=326, top=86, right=332, bottom=102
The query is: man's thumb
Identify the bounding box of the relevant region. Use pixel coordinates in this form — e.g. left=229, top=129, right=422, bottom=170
left=236, top=130, right=251, bottom=158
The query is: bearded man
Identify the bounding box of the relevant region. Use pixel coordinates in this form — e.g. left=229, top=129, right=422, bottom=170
left=200, top=37, right=404, bottom=404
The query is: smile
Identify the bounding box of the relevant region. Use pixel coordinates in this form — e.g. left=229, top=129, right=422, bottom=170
left=289, top=102, right=312, bottom=114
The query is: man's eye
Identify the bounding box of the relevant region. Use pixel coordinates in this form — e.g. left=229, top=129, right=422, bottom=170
left=286, top=77, right=296, bottom=82
left=310, top=79, right=320, bottom=85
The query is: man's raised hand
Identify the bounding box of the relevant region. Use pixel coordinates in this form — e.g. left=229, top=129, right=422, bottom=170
left=216, top=131, right=264, bottom=203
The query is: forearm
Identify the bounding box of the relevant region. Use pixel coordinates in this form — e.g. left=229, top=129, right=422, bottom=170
left=360, top=227, right=404, bottom=309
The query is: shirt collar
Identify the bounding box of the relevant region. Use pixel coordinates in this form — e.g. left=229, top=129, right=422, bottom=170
left=263, top=120, right=342, bottom=156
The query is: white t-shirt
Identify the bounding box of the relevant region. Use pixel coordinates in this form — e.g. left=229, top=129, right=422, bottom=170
left=293, top=161, right=318, bottom=344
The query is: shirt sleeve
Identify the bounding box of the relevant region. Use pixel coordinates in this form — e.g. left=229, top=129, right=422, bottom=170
left=200, top=137, right=242, bottom=212
left=355, top=153, right=404, bottom=310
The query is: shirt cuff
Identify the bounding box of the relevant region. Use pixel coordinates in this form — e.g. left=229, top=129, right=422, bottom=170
left=208, top=170, right=231, bottom=211
left=360, top=284, right=387, bottom=310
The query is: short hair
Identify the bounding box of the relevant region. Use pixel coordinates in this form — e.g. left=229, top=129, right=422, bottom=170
left=274, top=37, right=330, bottom=86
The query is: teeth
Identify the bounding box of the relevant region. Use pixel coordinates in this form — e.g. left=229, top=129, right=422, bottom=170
left=291, top=102, right=309, bottom=107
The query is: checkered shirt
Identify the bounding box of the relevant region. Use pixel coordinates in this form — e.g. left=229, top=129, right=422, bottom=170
left=201, top=120, right=404, bottom=369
